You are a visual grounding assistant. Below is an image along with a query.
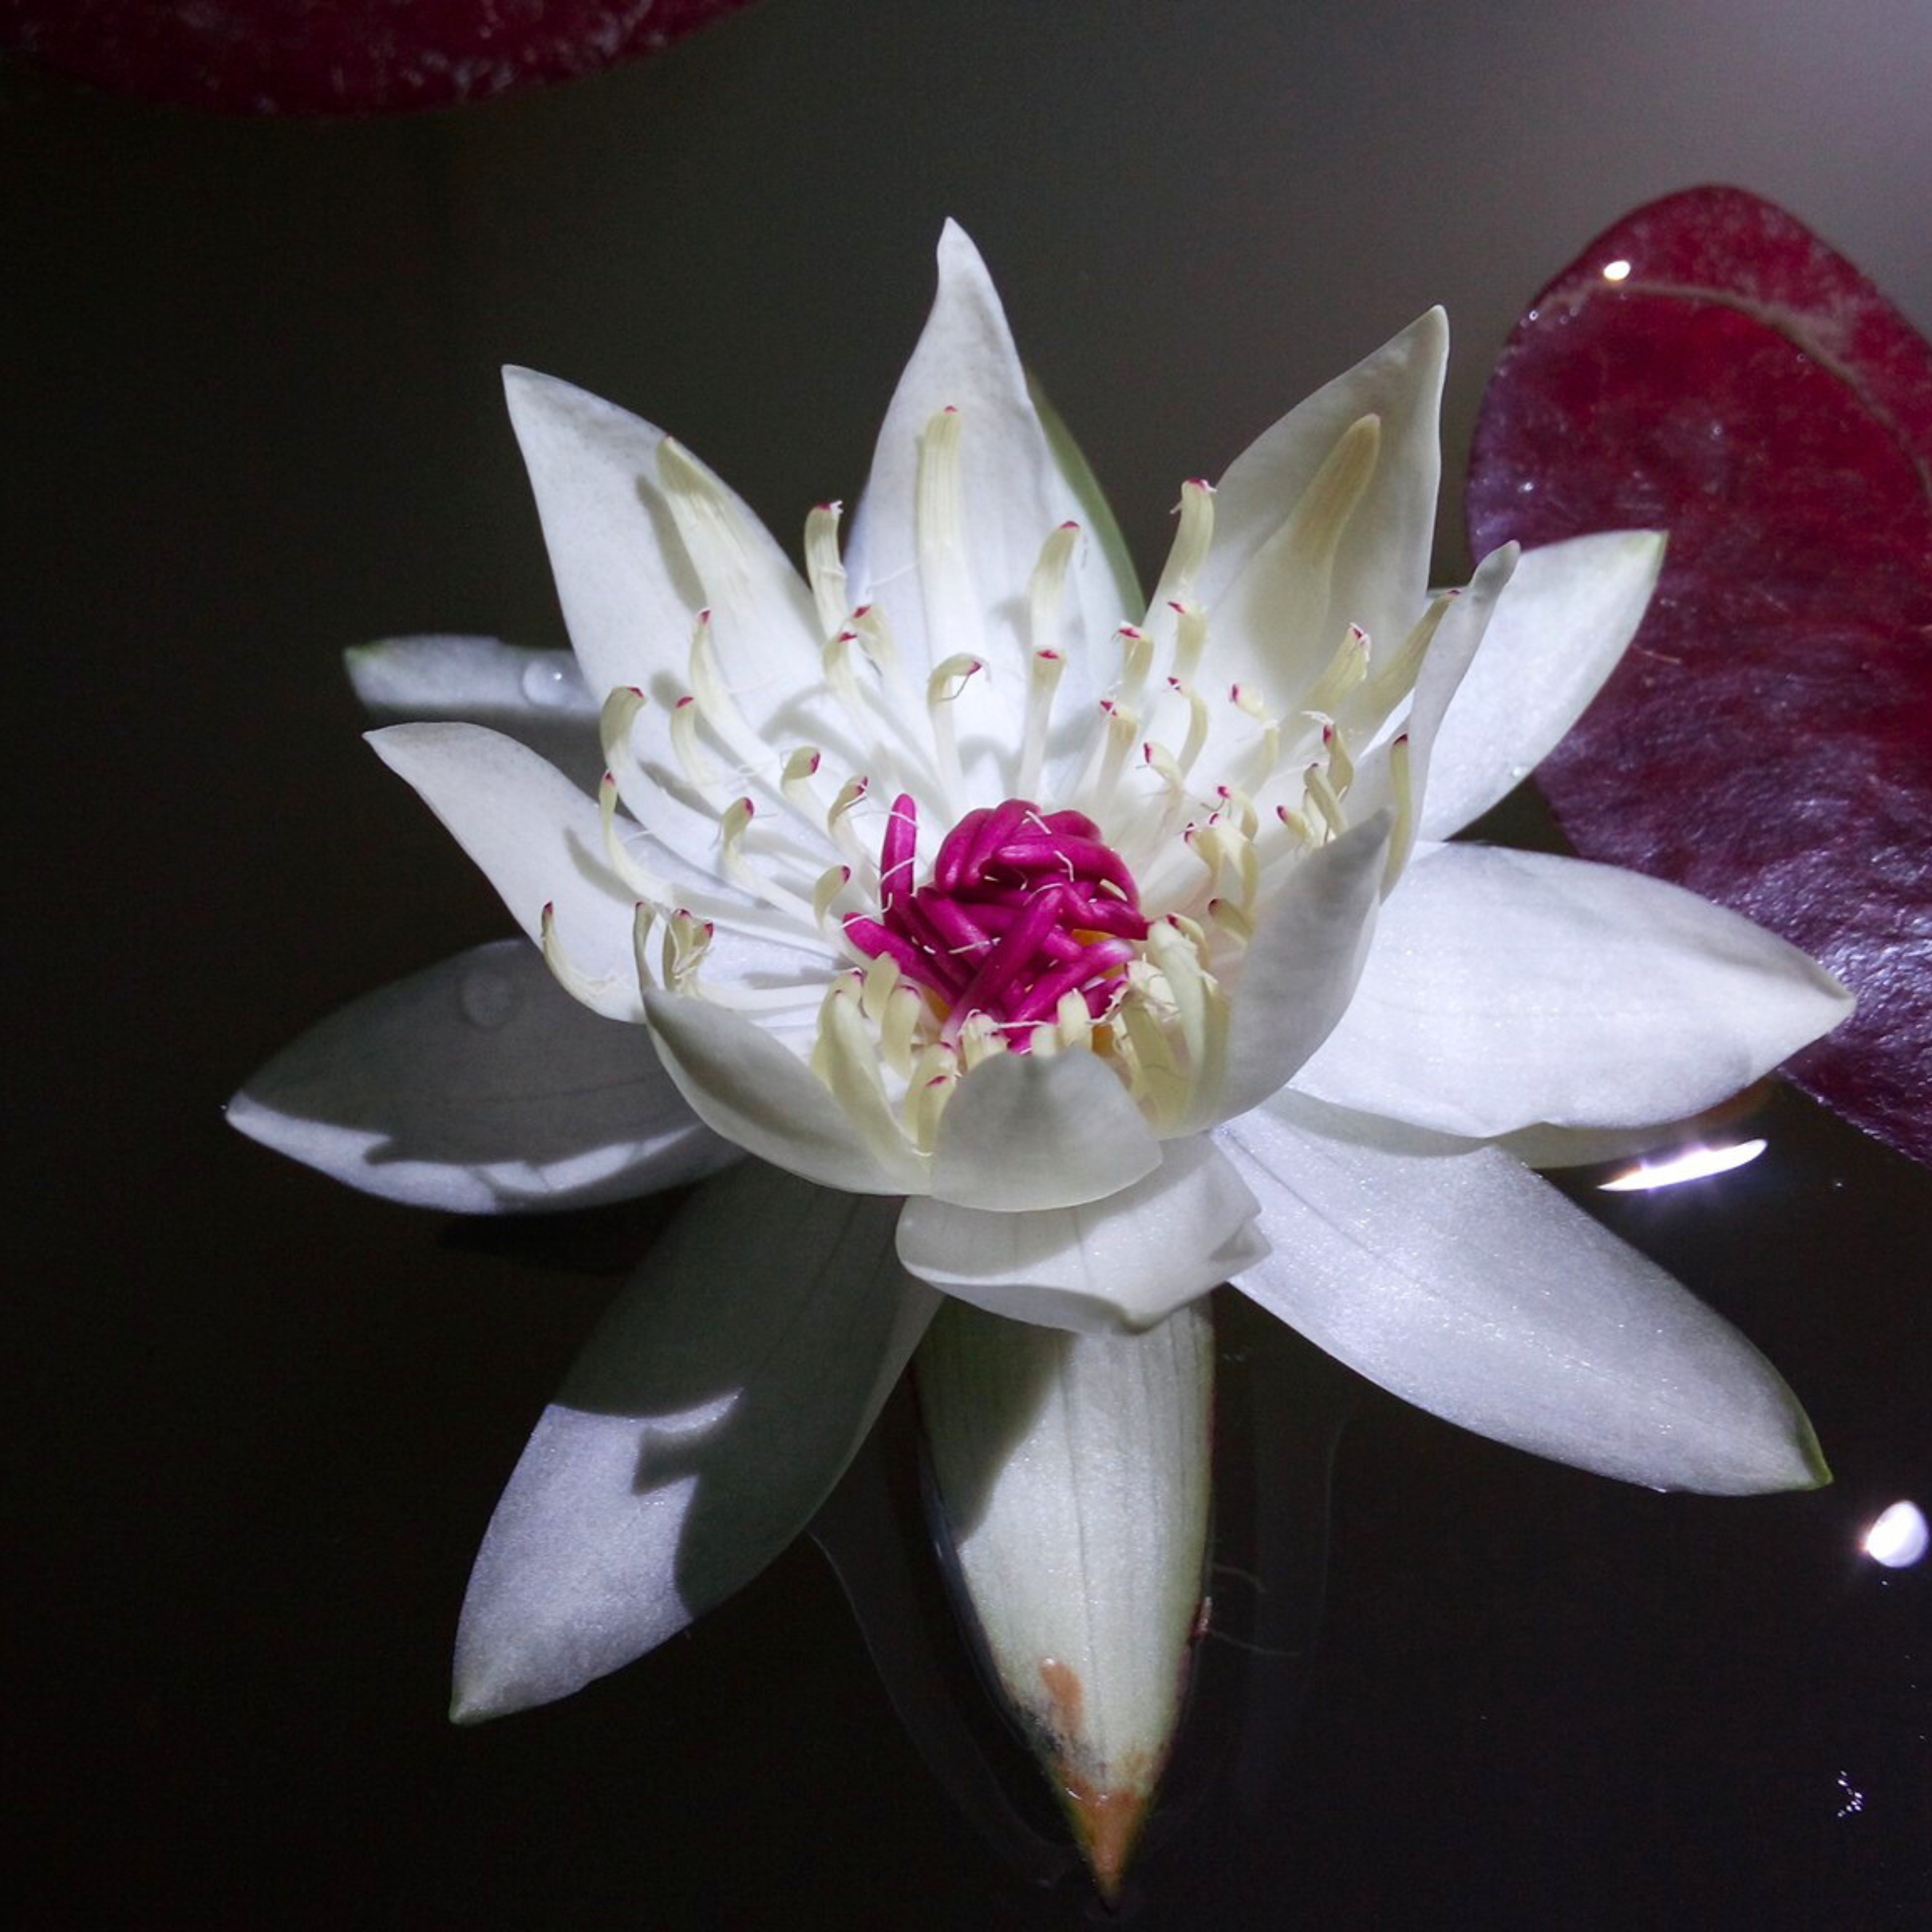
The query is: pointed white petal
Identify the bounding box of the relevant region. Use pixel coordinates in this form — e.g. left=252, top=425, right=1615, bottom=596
left=503, top=368, right=696, bottom=704
left=228, top=941, right=736, bottom=1211
left=1220, top=1096, right=1827, bottom=1493
left=453, top=1164, right=940, bottom=1718
left=503, top=368, right=824, bottom=724
left=1197, top=310, right=1447, bottom=673
left=346, top=636, right=603, bottom=791
left=1194, top=811, right=1392, bottom=1128
left=643, top=990, right=926, bottom=1194
left=1294, top=842, right=1854, bottom=1137
left=929, top=1047, right=1161, bottom=1211
left=369, top=722, right=640, bottom=1018
left=843, top=223, right=1125, bottom=789
left=1421, top=531, right=1666, bottom=839
left=897, top=1136, right=1263, bottom=1332
left=918, top=1296, right=1214, bottom=1895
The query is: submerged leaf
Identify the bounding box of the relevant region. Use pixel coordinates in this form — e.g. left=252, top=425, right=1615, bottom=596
left=1467, top=185, right=1932, bottom=1168
left=7, top=1, right=754, bottom=115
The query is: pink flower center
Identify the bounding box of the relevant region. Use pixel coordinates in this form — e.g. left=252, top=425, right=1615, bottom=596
left=843, top=795, right=1150, bottom=1045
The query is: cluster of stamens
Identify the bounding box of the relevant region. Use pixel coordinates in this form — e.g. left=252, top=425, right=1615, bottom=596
left=546, top=395, right=1450, bottom=1167
left=841, top=795, right=1149, bottom=1048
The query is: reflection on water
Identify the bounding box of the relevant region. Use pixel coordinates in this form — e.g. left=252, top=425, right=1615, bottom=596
left=1862, top=1500, right=1928, bottom=1569
left=1600, top=1138, right=1768, bottom=1192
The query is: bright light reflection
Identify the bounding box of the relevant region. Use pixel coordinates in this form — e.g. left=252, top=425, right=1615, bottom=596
left=1863, top=1500, right=1928, bottom=1569
left=1599, top=1138, right=1767, bottom=1192
left=1602, top=258, right=1633, bottom=282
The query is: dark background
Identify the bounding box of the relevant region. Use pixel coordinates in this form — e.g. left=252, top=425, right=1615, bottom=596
left=10, top=3, right=1932, bottom=1924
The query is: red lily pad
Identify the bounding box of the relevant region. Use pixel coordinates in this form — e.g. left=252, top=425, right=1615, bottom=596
left=1, top=0, right=754, bottom=116
left=1467, top=186, right=1932, bottom=1170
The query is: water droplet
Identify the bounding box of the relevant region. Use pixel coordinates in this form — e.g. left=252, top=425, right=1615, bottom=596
left=459, top=964, right=517, bottom=1029
left=520, top=657, right=574, bottom=709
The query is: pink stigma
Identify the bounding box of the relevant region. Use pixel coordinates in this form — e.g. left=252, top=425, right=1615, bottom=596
left=843, top=795, right=1149, bottom=1045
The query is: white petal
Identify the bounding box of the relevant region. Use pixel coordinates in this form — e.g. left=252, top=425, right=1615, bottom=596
left=896, top=1136, right=1263, bottom=1332
left=1196, top=310, right=1446, bottom=675
left=929, top=1047, right=1161, bottom=1211
left=228, top=941, right=736, bottom=1212
left=1220, top=1096, right=1827, bottom=1492
left=843, top=223, right=1125, bottom=793
left=643, top=990, right=926, bottom=1195
left=369, top=722, right=639, bottom=1018
left=346, top=636, right=603, bottom=791
left=1421, top=531, right=1666, bottom=839
left=1194, top=811, right=1392, bottom=1129
left=1294, top=842, right=1854, bottom=1137
left=916, top=1295, right=1214, bottom=1894
left=503, top=367, right=825, bottom=725
left=453, top=1164, right=940, bottom=1718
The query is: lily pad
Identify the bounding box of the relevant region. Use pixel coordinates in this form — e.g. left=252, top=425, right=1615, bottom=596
left=1467, top=185, right=1932, bottom=1169
left=3, top=0, right=754, bottom=115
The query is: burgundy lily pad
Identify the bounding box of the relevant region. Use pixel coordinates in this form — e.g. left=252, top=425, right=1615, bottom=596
left=1467, top=185, right=1932, bottom=1170
left=1, top=0, right=755, bottom=116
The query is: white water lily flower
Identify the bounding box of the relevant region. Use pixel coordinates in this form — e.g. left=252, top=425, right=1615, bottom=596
left=232, top=224, right=1850, bottom=1761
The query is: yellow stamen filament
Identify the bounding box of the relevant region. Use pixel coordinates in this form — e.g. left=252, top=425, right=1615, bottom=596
left=804, top=501, right=848, bottom=638
left=658, top=440, right=759, bottom=615
left=825, top=776, right=874, bottom=874
left=669, top=694, right=720, bottom=797
left=859, top=949, right=902, bottom=1021
left=926, top=652, right=982, bottom=807
left=1027, top=522, right=1081, bottom=654
left=906, top=1048, right=959, bottom=1152
left=956, top=1010, right=1004, bottom=1070
left=1171, top=601, right=1211, bottom=686
left=662, top=910, right=714, bottom=994
left=1148, top=478, right=1216, bottom=617
left=1384, top=732, right=1416, bottom=889
left=880, top=982, right=924, bottom=1079
left=1322, top=722, right=1356, bottom=799
left=812, top=863, right=854, bottom=929
left=1303, top=761, right=1348, bottom=840
left=1359, top=592, right=1454, bottom=724
left=1054, top=989, right=1095, bottom=1052
left=813, top=978, right=915, bottom=1165
left=1115, top=625, right=1154, bottom=708
left=1303, top=622, right=1372, bottom=717
left=688, top=610, right=792, bottom=792
left=538, top=901, right=629, bottom=1011
left=916, top=406, right=984, bottom=672
left=1207, top=896, right=1255, bottom=945
left=1019, top=648, right=1066, bottom=801
left=598, top=685, right=649, bottom=770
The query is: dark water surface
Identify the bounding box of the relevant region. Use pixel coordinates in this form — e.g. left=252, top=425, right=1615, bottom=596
left=10, top=6, right=1931, bottom=1923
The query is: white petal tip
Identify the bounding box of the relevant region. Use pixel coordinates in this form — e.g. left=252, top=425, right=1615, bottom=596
left=1061, top=1774, right=1155, bottom=1905
left=447, top=1687, right=497, bottom=1727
